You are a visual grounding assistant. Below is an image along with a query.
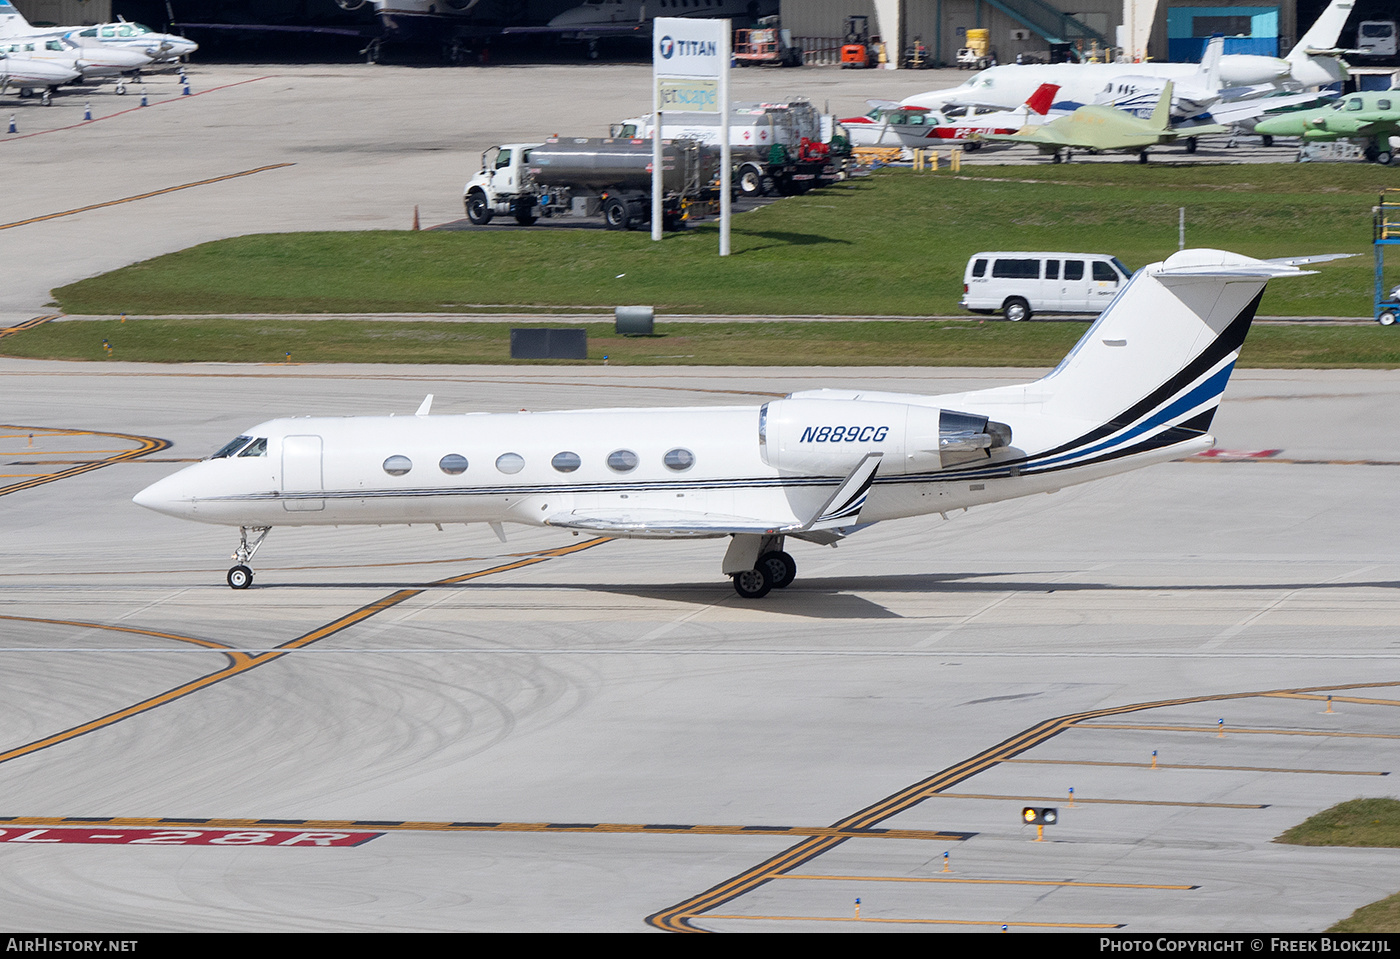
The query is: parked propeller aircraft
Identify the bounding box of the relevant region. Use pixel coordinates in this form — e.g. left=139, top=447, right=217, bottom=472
left=902, top=0, right=1356, bottom=119
left=1253, top=90, right=1400, bottom=164
left=135, top=249, right=1326, bottom=598
left=0, top=2, right=179, bottom=75
left=0, top=50, right=77, bottom=99
left=980, top=82, right=1229, bottom=161
left=0, top=37, right=150, bottom=92
left=842, top=83, right=1061, bottom=149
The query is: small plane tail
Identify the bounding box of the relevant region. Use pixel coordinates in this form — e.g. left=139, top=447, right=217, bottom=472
left=1198, top=35, right=1224, bottom=90
left=0, top=0, right=30, bottom=38
left=1023, top=83, right=1060, bottom=117
left=1149, top=81, right=1174, bottom=130
left=1288, top=0, right=1355, bottom=62
left=1037, top=250, right=1315, bottom=451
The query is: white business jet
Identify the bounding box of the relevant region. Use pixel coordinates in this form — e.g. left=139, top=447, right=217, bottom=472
left=134, top=249, right=1327, bottom=597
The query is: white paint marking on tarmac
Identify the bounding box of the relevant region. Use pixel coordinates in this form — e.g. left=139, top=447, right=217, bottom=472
left=1200, top=565, right=1379, bottom=650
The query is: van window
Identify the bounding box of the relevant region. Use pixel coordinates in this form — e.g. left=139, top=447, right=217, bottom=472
left=1045, top=259, right=1060, bottom=280
left=992, top=258, right=1039, bottom=279
left=1064, top=260, right=1085, bottom=281
left=972, top=258, right=987, bottom=278
left=1092, top=261, right=1119, bottom=283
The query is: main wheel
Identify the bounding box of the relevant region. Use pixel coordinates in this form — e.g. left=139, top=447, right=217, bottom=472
left=603, top=197, right=631, bottom=230
left=514, top=204, right=537, bottom=225
left=757, top=550, right=797, bottom=589
left=732, top=566, right=773, bottom=599
left=1003, top=297, right=1031, bottom=322
left=1185, top=137, right=1198, bottom=154
left=227, top=565, right=253, bottom=590
left=1138, top=150, right=1149, bottom=164
left=465, top=190, right=493, bottom=225
left=1377, top=150, right=1395, bottom=166
left=1261, top=135, right=1274, bottom=147
left=737, top=165, right=766, bottom=197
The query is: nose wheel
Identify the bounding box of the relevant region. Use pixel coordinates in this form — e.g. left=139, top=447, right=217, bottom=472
left=227, top=526, right=270, bottom=590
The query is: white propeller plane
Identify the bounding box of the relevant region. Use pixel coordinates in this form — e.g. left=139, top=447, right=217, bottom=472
left=134, top=249, right=1329, bottom=597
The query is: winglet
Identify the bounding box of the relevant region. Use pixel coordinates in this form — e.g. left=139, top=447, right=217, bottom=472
left=1024, top=83, right=1060, bottom=117
left=802, top=453, right=882, bottom=531
left=416, top=394, right=433, bottom=416
left=1149, top=81, right=1174, bottom=131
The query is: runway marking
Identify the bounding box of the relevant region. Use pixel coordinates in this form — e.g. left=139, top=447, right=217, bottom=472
left=0, top=538, right=609, bottom=767
left=702, top=914, right=1124, bottom=928
left=0, top=76, right=271, bottom=143
left=1264, top=692, right=1400, bottom=707
left=779, top=874, right=1197, bottom=890
left=0, top=826, right=376, bottom=847
left=933, top=792, right=1266, bottom=810
left=648, top=678, right=1400, bottom=932
left=0, top=315, right=59, bottom=338
left=0, top=817, right=972, bottom=843
left=1078, top=724, right=1400, bottom=739
left=1005, top=759, right=1388, bottom=776
left=0, top=163, right=295, bottom=231
left=0, top=424, right=170, bottom=496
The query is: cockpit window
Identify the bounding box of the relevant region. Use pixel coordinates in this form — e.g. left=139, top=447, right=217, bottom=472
left=210, top=435, right=253, bottom=459
left=237, top=437, right=268, bottom=457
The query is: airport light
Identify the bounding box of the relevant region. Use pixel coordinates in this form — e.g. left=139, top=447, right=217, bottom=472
left=1023, top=806, right=1058, bottom=841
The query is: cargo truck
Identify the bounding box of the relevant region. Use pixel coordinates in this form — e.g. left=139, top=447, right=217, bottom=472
left=463, top=136, right=718, bottom=231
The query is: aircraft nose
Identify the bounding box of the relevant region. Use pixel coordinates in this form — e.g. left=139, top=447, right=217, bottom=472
left=132, top=470, right=197, bottom=518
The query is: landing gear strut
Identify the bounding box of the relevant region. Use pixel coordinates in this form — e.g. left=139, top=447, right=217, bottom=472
left=725, top=534, right=797, bottom=599
left=228, top=526, right=271, bottom=590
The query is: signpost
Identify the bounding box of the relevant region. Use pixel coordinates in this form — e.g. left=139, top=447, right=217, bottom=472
left=652, top=17, right=731, bottom=255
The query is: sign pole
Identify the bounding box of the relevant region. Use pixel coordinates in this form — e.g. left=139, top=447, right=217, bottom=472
left=719, top=21, right=731, bottom=257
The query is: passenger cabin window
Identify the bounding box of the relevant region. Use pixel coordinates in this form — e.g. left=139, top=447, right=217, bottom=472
left=552, top=451, right=581, bottom=473
left=607, top=449, right=639, bottom=473
left=1064, top=260, right=1085, bottom=281
left=237, top=437, right=268, bottom=457
left=992, top=258, right=1039, bottom=279
left=439, top=453, right=468, bottom=475
left=210, top=435, right=253, bottom=459
left=663, top=448, right=695, bottom=472
left=496, top=452, right=525, bottom=474
left=383, top=455, right=412, bottom=476
left=1347, top=98, right=1364, bottom=111
left=1092, top=261, right=1119, bottom=283
left=1380, top=100, right=1392, bottom=111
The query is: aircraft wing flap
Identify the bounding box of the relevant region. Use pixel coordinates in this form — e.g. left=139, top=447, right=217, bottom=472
left=543, top=509, right=799, bottom=538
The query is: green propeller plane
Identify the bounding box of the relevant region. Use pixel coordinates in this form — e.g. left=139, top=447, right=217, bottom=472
left=979, top=82, right=1228, bottom=164
left=1253, top=91, right=1400, bottom=165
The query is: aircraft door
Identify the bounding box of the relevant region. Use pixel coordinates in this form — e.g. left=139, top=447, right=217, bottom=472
left=281, top=434, right=324, bottom=512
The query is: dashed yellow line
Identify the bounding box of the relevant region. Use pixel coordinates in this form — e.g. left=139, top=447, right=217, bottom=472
left=1005, top=758, right=1388, bottom=776
left=933, top=792, right=1265, bottom=809
left=702, top=914, right=1123, bottom=928
left=0, top=164, right=295, bottom=231
left=1079, top=723, right=1400, bottom=739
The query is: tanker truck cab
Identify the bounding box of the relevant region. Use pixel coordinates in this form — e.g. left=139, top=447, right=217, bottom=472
left=465, top=143, right=543, bottom=226
left=961, top=252, right=1132, bottom=321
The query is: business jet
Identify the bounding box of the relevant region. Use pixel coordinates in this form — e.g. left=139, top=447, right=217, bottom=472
left=134, top=249, right=1330, bottom=598
left=903, top=0, right=1356, bottom=119
left=504, top=0, right=779, bottom=51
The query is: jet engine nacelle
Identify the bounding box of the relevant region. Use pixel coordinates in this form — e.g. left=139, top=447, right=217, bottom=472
left=758, top=398, right=1011, bottom=476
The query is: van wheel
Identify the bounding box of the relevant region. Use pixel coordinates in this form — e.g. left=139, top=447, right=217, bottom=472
left=1003, top=298, right=1031, bottom=322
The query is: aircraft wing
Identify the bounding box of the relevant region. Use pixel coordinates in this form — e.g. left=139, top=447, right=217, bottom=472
left=544, top=452, right=884, bottom=540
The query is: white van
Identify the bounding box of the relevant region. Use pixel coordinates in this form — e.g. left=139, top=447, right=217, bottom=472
left=961, top=252, right=1132, bottom=321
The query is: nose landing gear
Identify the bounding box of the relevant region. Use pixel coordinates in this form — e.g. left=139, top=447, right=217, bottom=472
left=228, top=526, right=271, bottom=590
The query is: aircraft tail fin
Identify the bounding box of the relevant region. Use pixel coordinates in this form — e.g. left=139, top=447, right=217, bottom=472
left=1038, top=250, right=1314, bottom=450
left=1024, top=83, right=1060, bottom=117
left=1199, top=35, right=1224, bottom=89
left=1289, top=0, right=1355, bottom=62
left=1149, top=81, right=1174, bottom=130
left=0, top=0, right=31, bottom=38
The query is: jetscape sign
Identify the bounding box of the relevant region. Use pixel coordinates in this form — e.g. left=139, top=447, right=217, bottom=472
left=654, top=16, right=725, bottom=111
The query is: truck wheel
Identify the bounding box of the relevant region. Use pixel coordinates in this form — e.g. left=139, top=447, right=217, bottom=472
left=603, top=197, right=632, bottom=231
left=1003, top=297, right=1031, bottom=322
left=738, top=165, right=766, bottom=197
left=514, top=203, right=537, bottom=225
left=465, top=191, right=493, bottom=226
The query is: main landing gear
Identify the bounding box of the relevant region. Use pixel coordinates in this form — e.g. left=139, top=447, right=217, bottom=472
left=725, top=534, right=797, bottom=599
left=228, top=526, right=270, bottom=590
